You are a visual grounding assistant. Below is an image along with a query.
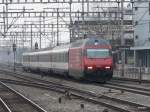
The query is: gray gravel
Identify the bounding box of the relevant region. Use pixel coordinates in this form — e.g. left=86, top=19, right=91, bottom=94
left=6, top=84, right=111, bottom=112
left=1, top=70, right=150, bottom=111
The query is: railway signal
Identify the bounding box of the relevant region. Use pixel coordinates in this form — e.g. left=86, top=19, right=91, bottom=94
left=12, top=43, right=16, bottom=71
left=12, top=43, right=16, bottom=52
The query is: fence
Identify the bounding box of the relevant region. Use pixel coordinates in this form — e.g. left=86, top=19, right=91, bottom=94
left=113, top=66, right=150, bottom=80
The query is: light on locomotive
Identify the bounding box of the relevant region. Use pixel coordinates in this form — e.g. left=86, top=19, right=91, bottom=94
left=87, top=66, right=93, bottom=70
left=105, top=66, right=111, bottom=69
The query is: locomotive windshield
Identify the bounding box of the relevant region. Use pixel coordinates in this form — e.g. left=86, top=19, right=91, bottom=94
left=87, top=49, right=111, bottom=58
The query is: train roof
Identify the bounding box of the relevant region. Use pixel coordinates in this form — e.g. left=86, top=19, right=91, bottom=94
left=23, top=37, right=110, bottom=56
left=70, top=37, right=110, bottom=48
left=23, top=44, right=70, bottom=56
left=86, top=37, right=110, bottom=45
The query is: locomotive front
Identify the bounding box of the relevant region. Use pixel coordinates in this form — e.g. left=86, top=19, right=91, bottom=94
left=83, top=38, right=113, bottom=82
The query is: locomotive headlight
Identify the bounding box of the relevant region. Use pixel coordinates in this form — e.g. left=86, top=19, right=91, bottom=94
left=87, top=66, right=93, bottom=70
left=105, top=66, right=111, bottom=69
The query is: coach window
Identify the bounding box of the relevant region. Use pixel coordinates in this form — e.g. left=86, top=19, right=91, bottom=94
left=53, top=53, right=56, bottom=62
left=55, top=53, right=57, bottom=62
left=59, top=53, right=61, bottom=62
left=30, top=56, right=32, bottom=62
left=61, top=53, right=63, bottom=62
left=29, top=56, right=31, bottom=62
left=23, top=56, right=25, bottom=62
left=43, top=55, right=45, bottom=62
left=65, top=52, right=67, bottom=62
left=59, top=53, right=62, bottom=62
left=39, top=55, right=43, bottom=62
left=64, top=53, right=66, bottom=62
left=53, top=53, right=55, bottom=62
left=26, top=56, right=28, bottom=62
left=34, top=55, right=37, bottom=62
left=57, top=53, right=59, bottom=62
left=38, top=55, right=40, bottom=62
left=49, top=54, right=51, bottom=62
left=54, top=53, right=56, bottom=62
left=62, top=53, right=64, bottom=62
left=63, top=53, right=65, bottom=62
left=27, top=56, right=29, bottom=62
left=30, top=55, right=32, bottom=62
left=45, top=54, right=48, bottom=62
left=53, top=53, right=54, bottom=62
left=51, top=54, right=53, bottom=62
left=32, top=55, right=34, bottom=62
left=37, top=55, right=39, bottom=62
left=58, top=53, right=60, bottom=62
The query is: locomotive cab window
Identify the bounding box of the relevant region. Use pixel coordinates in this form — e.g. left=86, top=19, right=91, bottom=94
left=86, top=49, right=111, bottom=58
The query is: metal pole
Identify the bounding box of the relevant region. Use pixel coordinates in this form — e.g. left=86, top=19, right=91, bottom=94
left=82, top=0, right=85, bottom=38
left=87, top=0, right=89, bottom=12
left=31, top=24, right=33, bottom=49
left=13, top=43, right=16, bottom=71
left=7, top=51, right=10, bottom=67
left=39, top=14, right=42, bottom=49
left=69, top=0, right=72, bottom=42
left=82, top=0, right=84, bottom=21
left=52, top=23, right=54, bottom=46
left=43, top=15, right=45, bottom=47
left=5, top=1, right=8, bottom=31
left=13, top=50, right=15, bottom=71
left=57, top=8, right=59, bottom=46
left=131, top=1, right=136, bottom=67
left=77, top=10, right=80, bottom=38
left=121, top=0, right=125, bottom=77
left=3, top=6, right=6, bottom=38
left=139, top=59, right=142, bottom=84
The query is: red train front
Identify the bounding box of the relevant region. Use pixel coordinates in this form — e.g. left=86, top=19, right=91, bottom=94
left=69, top=37, right=113, bottom=82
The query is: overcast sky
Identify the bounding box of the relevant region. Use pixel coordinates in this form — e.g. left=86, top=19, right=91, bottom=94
left=0, top=1, right=129, bottom=48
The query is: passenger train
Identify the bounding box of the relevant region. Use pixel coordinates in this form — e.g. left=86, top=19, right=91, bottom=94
left=22, top=37, right=113, bottom=82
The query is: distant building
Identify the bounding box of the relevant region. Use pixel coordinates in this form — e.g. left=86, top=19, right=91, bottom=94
left=72, top=8, right=134, bottom=64
left=71, top=8, right=133, bottom=45
left=0, top=47, right=29, bottom=64
left=131, top=2, right=150, bottom=67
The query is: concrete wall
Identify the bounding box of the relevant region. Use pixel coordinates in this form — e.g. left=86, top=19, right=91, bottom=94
left=0, top=47, right=29, bottom=64
left=134, top=3, right=150, bottom=46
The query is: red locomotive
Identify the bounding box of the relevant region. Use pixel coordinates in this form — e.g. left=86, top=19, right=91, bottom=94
left=22, top=37, right=113, bottom=82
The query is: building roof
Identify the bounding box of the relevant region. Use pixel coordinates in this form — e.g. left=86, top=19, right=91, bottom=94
left=130, top=46, right=150, bottom=50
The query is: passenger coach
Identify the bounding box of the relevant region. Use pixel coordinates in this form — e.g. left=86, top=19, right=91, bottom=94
left=22, top=37, right=113, bottom=82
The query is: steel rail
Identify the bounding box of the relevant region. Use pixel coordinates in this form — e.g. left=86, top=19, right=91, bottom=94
left=113, top=77, right=150, bottom=83
left=100, top=84, right=150, bottom=96
left=0, top=97, right=12, bottom=112
left=1, top=68, right=150, bottom=96
left=0, top=79, right=145, bottom=112
left=107, top=82, right=150, bottom=92
left=0, top=81, right=47, bottom=112
left=0, top=76, right=150, bottom=112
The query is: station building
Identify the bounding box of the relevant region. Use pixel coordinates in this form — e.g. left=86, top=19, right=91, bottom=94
left=71, top=8, right=134, bottom=64
left=131, top=2, right=150, bottom=68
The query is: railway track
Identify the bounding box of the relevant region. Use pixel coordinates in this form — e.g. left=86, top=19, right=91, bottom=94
left=0, top=78, right=150, bottom=112
left=2, top=63, right=150, bottom=84
left=99, top=82, right=150, bottom=96
left=0, top=81, right=47, bottom=112
left=112, top=77, right=150, bottom=83
left=0, top=69, right=150, bottom=112
left=2, top=67, right=150, bottom=97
